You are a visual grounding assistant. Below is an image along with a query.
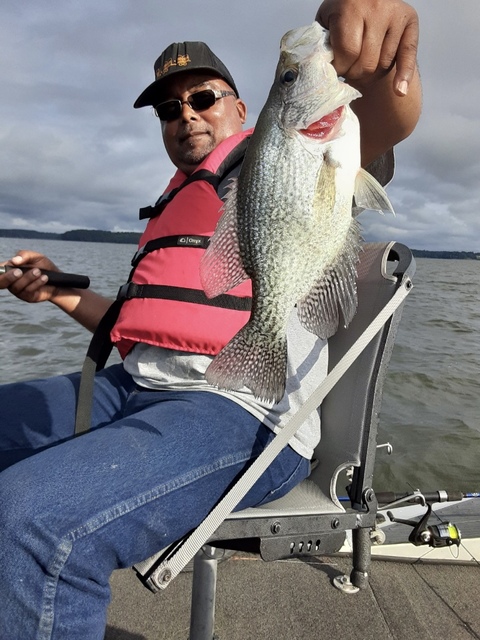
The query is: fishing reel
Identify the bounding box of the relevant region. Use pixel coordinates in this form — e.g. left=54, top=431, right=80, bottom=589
left=387, top=502, right=461, bottom=548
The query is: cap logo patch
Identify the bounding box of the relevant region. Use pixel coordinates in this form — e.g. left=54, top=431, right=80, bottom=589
left=156, top=54, right=191, bottom=79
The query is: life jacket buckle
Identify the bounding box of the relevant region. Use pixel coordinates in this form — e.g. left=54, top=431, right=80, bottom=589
left=117, top=282, right=140, bottom=300
left=131, top=245, right=147, bottom=267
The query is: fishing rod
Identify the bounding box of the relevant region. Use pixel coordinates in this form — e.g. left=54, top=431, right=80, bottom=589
left=375, top=489, right=479, bottom=506
left=0, top=265, right=90, bottom=289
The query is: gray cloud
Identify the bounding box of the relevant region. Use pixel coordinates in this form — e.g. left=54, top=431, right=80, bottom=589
left=1, top=0, right=479, bottom=250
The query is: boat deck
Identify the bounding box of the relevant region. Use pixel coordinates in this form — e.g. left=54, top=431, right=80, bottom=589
left=106, top=552, right=480, bottom=639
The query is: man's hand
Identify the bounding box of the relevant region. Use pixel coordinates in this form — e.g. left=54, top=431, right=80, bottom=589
left=0, top=249, right=113, bottom=333
left=316, top=0, right=419, bottom=96
left=0, top=250, right=61, bottom=304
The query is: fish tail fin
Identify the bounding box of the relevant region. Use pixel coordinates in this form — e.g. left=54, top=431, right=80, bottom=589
left=206, top=325, right=288, bottom=404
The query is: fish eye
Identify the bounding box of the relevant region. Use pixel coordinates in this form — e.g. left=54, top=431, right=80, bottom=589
left=280, top=67, right=299, bottom=86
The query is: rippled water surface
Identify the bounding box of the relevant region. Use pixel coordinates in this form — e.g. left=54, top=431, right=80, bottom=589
left=375, top=258, right=480, bottom=493
left=1, top=239, right=479, bottom=493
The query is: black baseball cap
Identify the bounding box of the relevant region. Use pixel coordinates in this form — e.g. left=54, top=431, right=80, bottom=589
left=134, top=41, right=239, bottom=108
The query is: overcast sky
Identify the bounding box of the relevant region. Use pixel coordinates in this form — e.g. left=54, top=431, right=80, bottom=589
left=1, top=1, right=478, bottom=251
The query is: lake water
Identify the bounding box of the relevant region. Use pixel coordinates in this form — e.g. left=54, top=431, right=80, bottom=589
left=0, top=238, right=479, bottom=494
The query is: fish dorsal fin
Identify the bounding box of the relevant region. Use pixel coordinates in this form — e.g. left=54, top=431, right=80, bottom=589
left=354, top=168, right=395, bottom=215
left=200, top=177, right=250, bottom=298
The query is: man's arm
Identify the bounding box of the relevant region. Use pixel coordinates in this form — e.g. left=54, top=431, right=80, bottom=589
left=316, top=0, right=422, bottom=167
left=0, top=250, right=112, bottom=333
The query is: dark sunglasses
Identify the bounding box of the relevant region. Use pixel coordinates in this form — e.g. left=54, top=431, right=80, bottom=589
left=154, top=89, right=237, bottom=122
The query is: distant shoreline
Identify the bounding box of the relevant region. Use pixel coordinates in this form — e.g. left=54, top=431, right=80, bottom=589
left=0, top=228, right=141, bottom=245
left=0, top=229, right=479, bottom=260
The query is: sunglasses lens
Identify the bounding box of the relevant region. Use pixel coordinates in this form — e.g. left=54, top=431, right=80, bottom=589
left=157, top=101, right=181, bottom=122
left=189, top=90, right=217, bottom=111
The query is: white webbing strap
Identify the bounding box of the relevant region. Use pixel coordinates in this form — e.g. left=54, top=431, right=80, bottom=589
left=149, top=276, right=413, bottom=590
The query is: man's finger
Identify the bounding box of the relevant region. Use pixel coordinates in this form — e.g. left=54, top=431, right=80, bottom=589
left=393, top=18, right=419, bottom=95
left=328, top=16, right=366, bottom=76
left=316, top=5, right=365, bottom=77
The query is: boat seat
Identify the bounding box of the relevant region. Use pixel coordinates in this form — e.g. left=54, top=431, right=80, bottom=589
left=134, top=241, right=416, bottom=640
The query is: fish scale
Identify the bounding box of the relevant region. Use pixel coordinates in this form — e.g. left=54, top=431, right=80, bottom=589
left=201, top=22, right=394, bottom=403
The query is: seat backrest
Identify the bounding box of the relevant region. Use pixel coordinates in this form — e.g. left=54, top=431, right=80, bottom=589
left=309, top=241, right=415, bottom=509
left=132, top=242, right=415, bottom=590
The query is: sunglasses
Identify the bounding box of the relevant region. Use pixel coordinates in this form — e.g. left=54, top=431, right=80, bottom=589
left=154, top=89, right=237, bottom=122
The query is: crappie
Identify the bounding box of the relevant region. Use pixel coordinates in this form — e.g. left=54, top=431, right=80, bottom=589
left=200, top=21, right=394, bottom=403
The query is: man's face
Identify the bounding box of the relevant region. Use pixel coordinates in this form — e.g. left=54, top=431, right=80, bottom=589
left=159, top=73, right=247, bottom=175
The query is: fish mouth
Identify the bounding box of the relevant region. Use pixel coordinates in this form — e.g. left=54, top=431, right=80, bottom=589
left=298, top=105, right=344, bottom=140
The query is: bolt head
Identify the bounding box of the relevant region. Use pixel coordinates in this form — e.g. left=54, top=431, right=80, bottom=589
left=160, top=569, right=172, bottom=584
left=271, top=522, right=281, bottom=534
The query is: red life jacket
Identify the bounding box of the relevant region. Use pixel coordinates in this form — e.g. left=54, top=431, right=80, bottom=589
left=110, top=129, right=253, bottom=358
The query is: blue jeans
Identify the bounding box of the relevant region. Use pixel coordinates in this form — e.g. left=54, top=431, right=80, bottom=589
left=0, top=364, right=309, bottom=639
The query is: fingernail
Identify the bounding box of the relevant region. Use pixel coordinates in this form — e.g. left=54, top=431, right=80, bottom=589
left=397, top=80, right=408, bottom=96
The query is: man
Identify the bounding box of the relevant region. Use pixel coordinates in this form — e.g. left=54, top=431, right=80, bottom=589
left=0, top=1, right=421, bottom=637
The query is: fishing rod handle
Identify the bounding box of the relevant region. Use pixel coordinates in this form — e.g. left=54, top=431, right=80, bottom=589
left=0, top=265, right=90, bottom=289
left=376, top=490, right=464, bottom=506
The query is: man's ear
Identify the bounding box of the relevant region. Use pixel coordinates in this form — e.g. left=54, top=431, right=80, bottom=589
left=236, top=99, right=247, bottom=124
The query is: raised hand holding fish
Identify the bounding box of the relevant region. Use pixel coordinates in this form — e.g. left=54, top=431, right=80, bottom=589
left=316, top=0, right=421, bottom=167
left=316, top=0, right=419, bottom=96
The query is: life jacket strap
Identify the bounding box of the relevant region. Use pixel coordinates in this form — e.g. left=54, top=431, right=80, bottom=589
left=139, top=172, right=222, bottom=220
left=117, top=283, right=252, bottom=311
left=74, top=298, right=125, bottom=435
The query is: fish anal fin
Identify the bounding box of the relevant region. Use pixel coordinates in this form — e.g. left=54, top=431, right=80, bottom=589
left=206, top=324, right=288, bottom=404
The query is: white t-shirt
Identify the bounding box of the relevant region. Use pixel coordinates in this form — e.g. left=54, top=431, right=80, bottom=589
left=124, top=309, right=327, bottom=460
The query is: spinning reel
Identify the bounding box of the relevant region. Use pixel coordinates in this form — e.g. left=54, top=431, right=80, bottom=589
left=387, top=501, right=461, bottom=548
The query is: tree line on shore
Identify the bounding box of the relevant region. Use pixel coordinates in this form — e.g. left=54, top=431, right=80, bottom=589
left=0, top=228, right=141, bottom=245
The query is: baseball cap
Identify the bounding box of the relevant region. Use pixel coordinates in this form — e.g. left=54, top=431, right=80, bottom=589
left=134, top=41, right=239, bottom=108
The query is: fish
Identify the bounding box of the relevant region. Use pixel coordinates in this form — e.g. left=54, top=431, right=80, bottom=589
left=200, top=21, right=394, bottom=403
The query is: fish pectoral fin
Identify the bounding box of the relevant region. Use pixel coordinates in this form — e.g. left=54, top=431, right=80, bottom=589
left=297, top=219, right=362, bottom=338
left=354, top=168, right=395, bottom=216
left=200, top=178, right=249, bottom=298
